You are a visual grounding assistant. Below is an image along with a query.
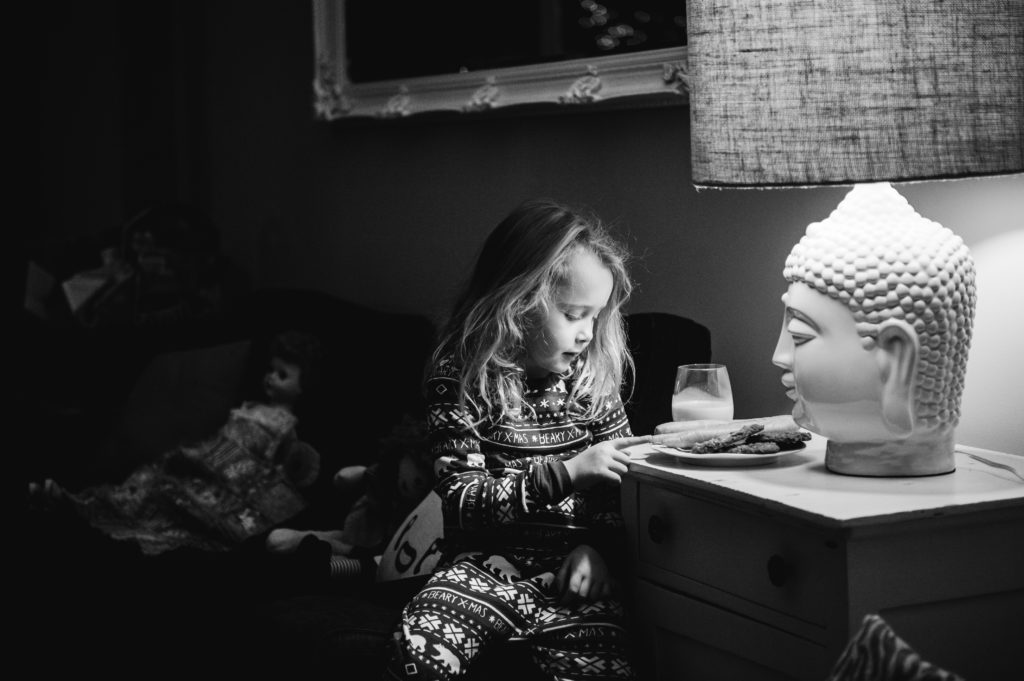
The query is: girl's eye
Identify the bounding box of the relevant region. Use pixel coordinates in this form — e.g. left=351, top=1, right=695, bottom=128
left=564, top=311, right=583, bottom=321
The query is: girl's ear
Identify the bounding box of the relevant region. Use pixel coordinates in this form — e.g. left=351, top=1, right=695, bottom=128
left=874, top=319, right=919, bottom=436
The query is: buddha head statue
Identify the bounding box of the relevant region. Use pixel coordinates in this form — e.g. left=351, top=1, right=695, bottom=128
left=772, top=183, right=976, bottom=476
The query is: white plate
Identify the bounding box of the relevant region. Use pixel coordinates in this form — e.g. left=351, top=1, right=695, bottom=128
left=649, top=443, right=804, bottom=467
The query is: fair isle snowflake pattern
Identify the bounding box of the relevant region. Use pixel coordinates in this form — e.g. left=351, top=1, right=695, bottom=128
left=516, top=593, right=537, bottom=615
left=575, top=656, right=608, bottom=675
left=446, top=566, right=469, bottom=582
left=494, top=478, right=514, bottom=501
left=441, top=623, right=466, bottom=644
left=556, top=496, right=578, bottom=515
left=492, top=584, right=518, bottom=602
left=418, top=613, right=442, bottom=631
left=390, top=552, right=635, bottom=680
left=429, top=404, right=475, bottom=432
left=496, top=503, right=515, bottom=523
left=536, top=608, right=562, bottom=624
left=467, top=576, right=491, bottom=593
left=545, top=651, right=573, bottom=673
left=608, top=657, right=633, bottom=676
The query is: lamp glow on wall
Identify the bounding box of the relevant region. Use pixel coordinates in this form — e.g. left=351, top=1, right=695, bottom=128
left=685, top=0, right=1024, bottom=189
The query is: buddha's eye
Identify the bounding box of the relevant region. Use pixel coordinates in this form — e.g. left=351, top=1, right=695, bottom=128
left=787, top=318, right=817, bottom=346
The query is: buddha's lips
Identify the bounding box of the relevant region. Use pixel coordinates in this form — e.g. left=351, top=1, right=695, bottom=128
left=780, top=374, right=796, bottom=399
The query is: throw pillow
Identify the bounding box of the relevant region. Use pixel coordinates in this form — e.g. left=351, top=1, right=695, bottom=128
left=826, top=613, right=966, bottom=681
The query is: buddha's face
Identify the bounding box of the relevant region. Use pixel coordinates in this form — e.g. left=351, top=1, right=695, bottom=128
left=772, top=282, right=897, bottom=443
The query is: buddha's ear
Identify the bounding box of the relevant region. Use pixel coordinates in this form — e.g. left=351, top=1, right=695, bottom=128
left=875, top=319, right=919, bottom=436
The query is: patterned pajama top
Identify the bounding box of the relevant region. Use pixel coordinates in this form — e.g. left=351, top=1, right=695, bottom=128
left=426, top=355, right=633, bottom=576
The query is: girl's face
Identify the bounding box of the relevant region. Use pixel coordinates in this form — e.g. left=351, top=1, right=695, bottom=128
left=264, top=357, right=303, bottom=406
left=523, top=249, right=614, bottom=379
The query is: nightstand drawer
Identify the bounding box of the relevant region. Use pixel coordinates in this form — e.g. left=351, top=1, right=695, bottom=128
left=634, top=580, right=830, bottom=681
left=636, top=482, right=840, bottom=626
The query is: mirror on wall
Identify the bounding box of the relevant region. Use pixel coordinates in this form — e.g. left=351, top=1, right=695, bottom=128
left=313, top=0, right=689, bottom=119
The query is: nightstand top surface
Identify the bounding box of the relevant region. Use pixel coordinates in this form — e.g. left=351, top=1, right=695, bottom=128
left=626, top=435, right=1024, bottom=527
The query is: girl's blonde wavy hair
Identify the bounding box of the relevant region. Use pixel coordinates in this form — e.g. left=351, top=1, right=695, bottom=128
left=433, top=199, right=634, bottom=428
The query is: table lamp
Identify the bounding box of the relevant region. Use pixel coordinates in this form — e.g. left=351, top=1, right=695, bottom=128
left=685, top=1, right=1022, bottom=475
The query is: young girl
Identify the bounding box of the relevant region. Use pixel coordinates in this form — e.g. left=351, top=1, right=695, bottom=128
left=385, top=199, right=649, bottom=681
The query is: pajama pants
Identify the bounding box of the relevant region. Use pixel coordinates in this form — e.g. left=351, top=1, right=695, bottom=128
left=384, top=552, right=635, bottom=681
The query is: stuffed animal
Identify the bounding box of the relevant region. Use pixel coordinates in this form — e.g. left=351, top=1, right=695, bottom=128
left=265, top=414, right=433, bottom=576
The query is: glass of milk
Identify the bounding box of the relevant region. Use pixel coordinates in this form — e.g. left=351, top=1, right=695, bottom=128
left=672, top=364, right=734, bottom=421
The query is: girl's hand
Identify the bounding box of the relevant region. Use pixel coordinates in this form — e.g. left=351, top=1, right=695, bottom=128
left=562, top=436, right=649, bottom=490
left=557, top=544, right=615, bottom=603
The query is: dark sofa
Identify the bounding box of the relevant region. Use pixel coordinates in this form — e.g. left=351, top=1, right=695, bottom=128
left=19, top=287, right=436, bottom=674
left=19, top=287, right=711, bottom=678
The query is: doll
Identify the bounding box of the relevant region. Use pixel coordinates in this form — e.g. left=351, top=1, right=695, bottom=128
left=28, top=329, right=325, bottom=555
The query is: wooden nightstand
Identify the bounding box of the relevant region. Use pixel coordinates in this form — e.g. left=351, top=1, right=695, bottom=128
left=621, top=436, right=1024, bottom=681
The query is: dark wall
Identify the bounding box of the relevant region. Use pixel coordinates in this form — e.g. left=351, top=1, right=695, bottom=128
left=37, top=2, right=208, bottom=239
left=36, top=2, right=1024, bottom=451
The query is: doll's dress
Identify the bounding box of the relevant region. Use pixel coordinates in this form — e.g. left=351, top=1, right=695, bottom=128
left=218, top=401, right=297, bottom=462
left=65, top=402, right=309, bottom=555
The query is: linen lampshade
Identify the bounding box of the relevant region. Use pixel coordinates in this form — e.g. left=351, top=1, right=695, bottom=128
left=686, top=0, right=1024, bottom=188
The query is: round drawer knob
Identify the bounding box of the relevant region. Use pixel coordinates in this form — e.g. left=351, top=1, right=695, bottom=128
left=647, top=515, right=668, bottom=544
left=767, top=554, right=794, bottom=587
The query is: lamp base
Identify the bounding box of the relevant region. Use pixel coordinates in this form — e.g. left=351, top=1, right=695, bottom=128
left=825, top=432, right=956, bottom=477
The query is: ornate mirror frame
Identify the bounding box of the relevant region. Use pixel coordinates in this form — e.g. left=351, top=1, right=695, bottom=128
left=312, top=0, right=689, bottom=120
